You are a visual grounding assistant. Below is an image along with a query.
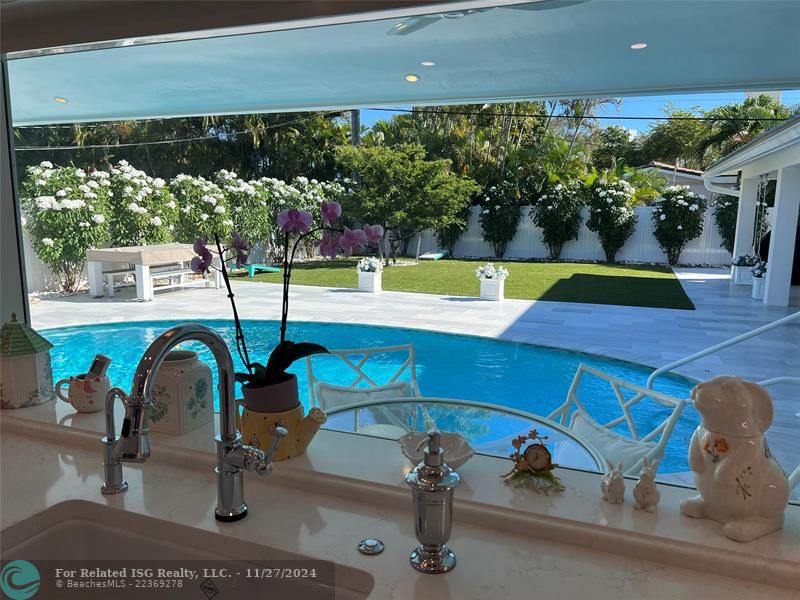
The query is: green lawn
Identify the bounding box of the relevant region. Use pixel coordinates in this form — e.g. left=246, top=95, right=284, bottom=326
left=237, top=259, right=694, bottom=310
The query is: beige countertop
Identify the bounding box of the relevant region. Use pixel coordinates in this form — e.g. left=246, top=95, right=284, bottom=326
left=1, top=401, right=798, bottom=599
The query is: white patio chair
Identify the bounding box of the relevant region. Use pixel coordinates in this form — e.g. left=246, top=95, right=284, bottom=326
left=547, top=363, right=687, bottom=476
left=305, top=344, right=422, bottom=439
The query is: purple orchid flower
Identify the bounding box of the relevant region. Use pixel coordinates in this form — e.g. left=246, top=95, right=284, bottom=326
left=231, top=231, right=250, bottom=268
left=362, top=224, right=384, bottom=244
left=315, top=230, right=340, bottom=260
left=191, top=237, right=213, bottom=273
left=320, top=201, right=342, bottom=225
left=278, top=208, right=313, bottom=234
left=339, top=227, right=368, bottom=257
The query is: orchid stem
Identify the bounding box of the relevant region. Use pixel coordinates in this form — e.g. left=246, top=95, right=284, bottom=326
left=279, top=225, right=329, bottom=348
left=214, top=233, right=252, bottom=373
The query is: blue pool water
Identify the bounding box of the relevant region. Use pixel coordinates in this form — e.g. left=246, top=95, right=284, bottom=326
left=44, top=320, right=698, bottom=473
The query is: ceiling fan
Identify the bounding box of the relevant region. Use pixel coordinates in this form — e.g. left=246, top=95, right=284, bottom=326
left=387, top=1, right=588, bottom=36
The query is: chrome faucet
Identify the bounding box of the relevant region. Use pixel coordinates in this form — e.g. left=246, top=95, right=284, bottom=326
left=101, top=323, right=286, bottom=522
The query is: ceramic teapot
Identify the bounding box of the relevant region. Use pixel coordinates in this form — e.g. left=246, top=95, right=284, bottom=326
left=680, top=376, right=791, bottom=542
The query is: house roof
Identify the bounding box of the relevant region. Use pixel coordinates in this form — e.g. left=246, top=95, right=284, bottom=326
left=639, top=162, right=705, bottom=177
left=703, top=114, right=800, bottom=178
left=0, top=313, right=53, bottom=357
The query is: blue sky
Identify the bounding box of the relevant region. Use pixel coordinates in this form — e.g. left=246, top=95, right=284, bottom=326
left=360, top=90, right=800, bottom=135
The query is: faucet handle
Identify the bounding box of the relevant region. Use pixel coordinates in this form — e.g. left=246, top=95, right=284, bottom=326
left=265, top=426, right=288, bottom=460
left=248, top=427, right=287, bottom=477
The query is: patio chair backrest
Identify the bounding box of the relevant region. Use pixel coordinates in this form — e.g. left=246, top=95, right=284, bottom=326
left=306, top=343, right=421, bottom=411
left=547, top=363, right=687, bottom=476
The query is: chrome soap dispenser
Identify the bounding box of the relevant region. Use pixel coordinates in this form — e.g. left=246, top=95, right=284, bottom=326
left=405, top=430, right=461, bottom=574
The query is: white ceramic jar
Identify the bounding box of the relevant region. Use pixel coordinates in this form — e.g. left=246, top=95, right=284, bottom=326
left=150, top=350, right=213, bottom=435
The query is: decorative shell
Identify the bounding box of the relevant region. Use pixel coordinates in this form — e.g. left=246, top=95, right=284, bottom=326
left=398, top=431, right=474, bottom=469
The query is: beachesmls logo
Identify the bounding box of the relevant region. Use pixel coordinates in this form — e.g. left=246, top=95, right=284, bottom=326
left=0, top=560, right=40, bottom=600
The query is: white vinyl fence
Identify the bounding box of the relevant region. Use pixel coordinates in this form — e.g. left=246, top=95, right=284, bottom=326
left=413, top=206, right=775, bottom=265
left=24, top=207, right=774, bottom=294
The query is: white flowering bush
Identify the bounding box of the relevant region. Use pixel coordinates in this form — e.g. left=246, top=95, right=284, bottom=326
left=478, top=180, right=522, bottom=258
left=530, top=181, right=584, bottom=259
left=751, top=261, right=767, bottom=278
left=357, top=257, right=383, bottom=273
left=108, top=160, right=177, bottom=245
left=291, top=176, right=347, bottom=255
left=586, top=178, right=637, bottom=263
left=712, top=194, right=738, bottom=255
left=291, top=176, right=346, bottom=217
left=21, top=162, right=111, bottom=292
left=651, top=185, right=707, bottom=265
left=253, top=177, right=302, bottom=260
left=170, top=174, right=232, bottom=242
left=475, top=262, right=509, bottom=281
left=215, top=169, right=272, bottom=250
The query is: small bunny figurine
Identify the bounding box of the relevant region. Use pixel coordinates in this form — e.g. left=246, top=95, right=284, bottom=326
left=601, top=460, right=625, bottom=504
left=633, top=458, right=661, bottom=512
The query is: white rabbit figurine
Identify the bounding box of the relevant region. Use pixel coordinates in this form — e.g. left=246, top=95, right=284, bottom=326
left=633, top=457, right=661, bottom=512
left=601, top=460, right=625, bottom=504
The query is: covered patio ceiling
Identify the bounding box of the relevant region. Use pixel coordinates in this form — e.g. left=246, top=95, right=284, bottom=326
left=6, top=0, right=800, bottom=125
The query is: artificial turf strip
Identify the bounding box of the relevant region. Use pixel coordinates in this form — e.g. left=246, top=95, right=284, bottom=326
left=238, top=259, right=695, bottom=310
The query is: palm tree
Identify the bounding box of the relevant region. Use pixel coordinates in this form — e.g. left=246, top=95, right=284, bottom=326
left=697, top=95, right=793, bottom=159
left=561, top=98, right=621, bottom=154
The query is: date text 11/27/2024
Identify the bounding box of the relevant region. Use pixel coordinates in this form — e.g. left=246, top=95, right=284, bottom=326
left=55, top=567, right=319, bottom=579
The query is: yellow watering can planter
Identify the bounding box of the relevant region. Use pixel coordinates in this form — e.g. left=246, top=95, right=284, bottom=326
left=236, top=374, right=326, bottom=461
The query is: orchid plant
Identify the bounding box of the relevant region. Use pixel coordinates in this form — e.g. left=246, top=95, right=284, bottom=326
left=192, top=201, right=383, bottom=389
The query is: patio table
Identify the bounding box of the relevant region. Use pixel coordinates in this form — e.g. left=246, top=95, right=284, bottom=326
left=323, top=397, right=604, bottom=472
left=86, top=243, right=220, bottom=301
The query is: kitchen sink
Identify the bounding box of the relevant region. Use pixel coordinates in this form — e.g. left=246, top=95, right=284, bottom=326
left=1, top=500, right=374, bottom=599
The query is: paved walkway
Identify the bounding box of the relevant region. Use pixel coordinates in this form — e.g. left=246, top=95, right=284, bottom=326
left=30, top=267, right=800, bottom=474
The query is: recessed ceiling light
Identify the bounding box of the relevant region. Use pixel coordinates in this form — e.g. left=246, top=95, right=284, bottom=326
left=630, top=42, right=648, bottom=50
left=53, top=96, right=68, bottom=103
left=405, top=74, right=420, bottom=83
left=421, top=61, right=436, bottom=67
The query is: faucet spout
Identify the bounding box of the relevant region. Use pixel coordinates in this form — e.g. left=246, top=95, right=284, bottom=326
left=102, top=323, right=279, bottom=522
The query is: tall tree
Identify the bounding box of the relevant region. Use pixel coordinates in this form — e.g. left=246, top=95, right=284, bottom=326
left=592, top=125, right=640, bottom=170
left=336, top=144, right=480, bottom=263
left=696, top=94, right=794, bottom=159
left=638, top=105, right=707, bottom=169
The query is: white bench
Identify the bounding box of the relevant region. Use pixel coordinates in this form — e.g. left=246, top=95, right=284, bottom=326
left=87, top=243, right=220, bottom=301
left=90, top=261, right=220, bottom=301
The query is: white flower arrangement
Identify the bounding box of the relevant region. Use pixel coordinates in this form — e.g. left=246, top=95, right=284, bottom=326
left=751, top=262, right=767, bottom=279
left=732, top=254, right=758, bottom=267
left=475, top=262, right=509, bottom=281
left=357, top=257, right=383, bottom=273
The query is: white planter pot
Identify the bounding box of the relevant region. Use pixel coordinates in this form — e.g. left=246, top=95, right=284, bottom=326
left=731, top=265, right=753, bottom=286
left=480, top=278, right=505, bottom=301
left=150, top=350, right=213, bottom=435
left=751, top=277, right=765, bottom=300
left=358, top=271, right=382, bottom=293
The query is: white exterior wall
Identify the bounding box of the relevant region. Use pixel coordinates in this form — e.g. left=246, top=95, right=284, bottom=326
left=413, top=205, right=763, bottom=266
left=25, top=205, right=775, bottom=294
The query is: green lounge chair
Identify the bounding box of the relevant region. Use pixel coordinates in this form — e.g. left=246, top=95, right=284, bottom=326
left=244, top=263, right=281, bottom=277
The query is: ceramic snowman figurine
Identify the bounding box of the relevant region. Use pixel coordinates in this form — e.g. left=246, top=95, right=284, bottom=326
left=680, top=376, right=789, bottom=542
left=633, top=458, right=661, bottom=512
left=601, top=460, right=625, bottom=504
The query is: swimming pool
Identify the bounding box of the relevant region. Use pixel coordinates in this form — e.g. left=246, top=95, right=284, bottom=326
left=44, top=319, right=698, bottom=473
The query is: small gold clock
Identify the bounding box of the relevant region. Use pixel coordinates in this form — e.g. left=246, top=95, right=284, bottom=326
left=502, top=429, right=564, bottom=494
left=524, top=443, right=554, bottom=472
